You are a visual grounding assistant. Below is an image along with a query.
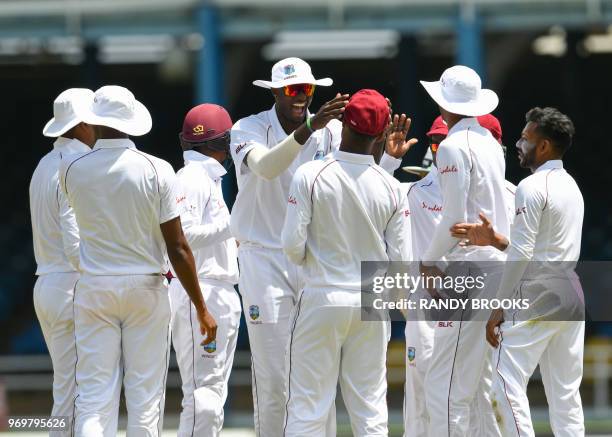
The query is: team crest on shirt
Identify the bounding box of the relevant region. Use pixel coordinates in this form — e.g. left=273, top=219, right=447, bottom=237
left=203, top=340, right=217, bottom=354
left=249, top=305, right=260, bottom=320
left=407, top=347, right=416, bottom=362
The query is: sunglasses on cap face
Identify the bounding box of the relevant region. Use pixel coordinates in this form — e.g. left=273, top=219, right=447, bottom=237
left=283, top=84, right=315, bottom=97
left=430, top=142, right=439, bottom=153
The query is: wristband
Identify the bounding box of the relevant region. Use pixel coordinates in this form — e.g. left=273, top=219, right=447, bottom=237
left=306, top=116, right=314, bottom=133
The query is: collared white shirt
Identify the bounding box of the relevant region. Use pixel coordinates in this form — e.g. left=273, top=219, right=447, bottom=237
left=281, top=150, right=412, bottom=292
left=230, top=105, right=402, bottom=249
left=30, top=137, right=90, bottom=274
left=171, top=150, right=238, bottom=284
left=422, top=117, right=510, bottom=262
left=230, top=105, right=342, bottom=249
left=60, top=138, right=182, bottom=276
left=496, top=160, right=584, bottom=299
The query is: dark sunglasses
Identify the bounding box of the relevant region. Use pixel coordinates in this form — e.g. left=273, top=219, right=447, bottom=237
left=283, top=83, right=315, bottom=97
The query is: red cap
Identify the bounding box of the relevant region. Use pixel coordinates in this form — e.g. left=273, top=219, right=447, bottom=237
left=343, top=89, right=390, bottom=137
left=426, top=116, right=448, bottom=137
left=181, top=103, right=232, bottom=142
left=477, top=114, right=502, bottom=144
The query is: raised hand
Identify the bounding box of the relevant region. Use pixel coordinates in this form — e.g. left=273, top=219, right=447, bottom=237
left=310, top=93, right=350, bottom=130
left=385, top=113, right=418, bottom=159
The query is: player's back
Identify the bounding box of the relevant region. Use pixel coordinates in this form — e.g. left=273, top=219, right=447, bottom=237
left=31, top=138, right=90, bottom=274
left=301, top=151, right=406, bottom=291
left=61, top=139, right=178, bottom=276
left=442, top=118, right=511, bottom=259
left=30, top=150, right=71, bottom=274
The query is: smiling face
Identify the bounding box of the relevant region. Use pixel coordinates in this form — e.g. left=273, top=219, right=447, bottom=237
left=272, top=84, right=314, bottom=125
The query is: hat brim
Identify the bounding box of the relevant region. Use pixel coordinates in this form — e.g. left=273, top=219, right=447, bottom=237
left=402, top=166, right=432, bottom=177
left=81, top=100, right=152, bottom=136
left=253, top=77, right=333, bottom=89
left=420, top=80, right=498, bottom=117
left=42, top=117, right=81, bottom=138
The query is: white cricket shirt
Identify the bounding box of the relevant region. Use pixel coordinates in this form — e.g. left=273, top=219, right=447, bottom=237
left=60, top=139, right=182, bottom=276
left=172, top=150, right=238, bottom=284
left=30, top=137, right=90, bottom=274
left=230, top=105, right=342, bottom=249
left=281, top=150, right=412, bottom=292
left=497, top=160, right=584, bottom=298
left=230, top=105, right=401, bottom=249
left=406, top=167, right=443, bottom=259
left=422, top=117, right=511, bottom=262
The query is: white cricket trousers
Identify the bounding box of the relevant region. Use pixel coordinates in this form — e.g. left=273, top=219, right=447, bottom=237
left=238, top=246, right=337, bottom=437
left=425, top=264, right=503, bottom=437
left=73, top=274, right=171, bottom=437
left=283, top=288, right=390, bottom=437
left=403, top=315, right=435, bottom=437
left=33, top=272, right=80, bottom=437
left=492, top=320, right=585, bottom=437
left=170, top=279, right=241, bottom=437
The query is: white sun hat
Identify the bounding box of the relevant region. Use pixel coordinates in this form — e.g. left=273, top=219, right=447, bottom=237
left=420, top=65, right=498, bottom=117
left=42, top=88, right=95, bottom=137
left=253, top=57, right=333, bottom=89
left=81, top=85, right=152, bottom=136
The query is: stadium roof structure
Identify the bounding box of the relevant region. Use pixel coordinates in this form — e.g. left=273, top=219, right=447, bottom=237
left=0, top=0, right=611, bottom=40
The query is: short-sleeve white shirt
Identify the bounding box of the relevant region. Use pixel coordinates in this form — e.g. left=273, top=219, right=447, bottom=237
left=60, top=138, right=182, bottom=275
left=230, top=105, right=342, bottom=249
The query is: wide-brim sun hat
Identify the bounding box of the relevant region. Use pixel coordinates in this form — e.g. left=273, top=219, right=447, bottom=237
left=42, top=88, right=95, bottom=137
left=253, top=57, right=333, bottom=89
left=81, top=85, right=152, bottom=136
left=420, top=65, right=498, bottom=117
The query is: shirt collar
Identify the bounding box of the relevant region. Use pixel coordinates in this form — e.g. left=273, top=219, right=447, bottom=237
left=332, top=150, right=375, bottom=165
left=535, top=159, right=564, bottom=173
left=93, top=138, right=137, bottom=150
left=54, top=137, right=90, bottom=154
left=447, top=117, right=480, bottom=136
left=183, top=150, right=227, bottom=179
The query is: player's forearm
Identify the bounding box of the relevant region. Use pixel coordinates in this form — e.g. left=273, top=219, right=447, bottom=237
left=167, top=241, right=207, bottom=313
left=246, top=133, right=303, bottom=180
left=183, top=218, right=231, bottom=251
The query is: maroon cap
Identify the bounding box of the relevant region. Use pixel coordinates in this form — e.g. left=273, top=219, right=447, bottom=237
left=344, top=89, right=390, bottom=137
left=426, top=116, right=448, bottom=137
left=181, top=103, right=232, bottom=143
left=477, top=114, right=502, bottom=144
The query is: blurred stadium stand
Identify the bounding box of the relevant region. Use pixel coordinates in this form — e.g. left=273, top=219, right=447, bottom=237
left=1, top=0, right=611, bottom=430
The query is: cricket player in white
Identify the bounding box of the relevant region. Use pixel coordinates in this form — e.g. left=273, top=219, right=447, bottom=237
left=419, top=66, right=510, bottom=437
left=60, top=86, right=216, bottom=437
left=452, top=107, right=585, bottom=437
left=170, top=104, right=241, bottom=437
left=402, top=114, right=515, bottom=437
left=281, top=89, right=412, bottom=437
left=30, top=88, right=96, bottom=436
left=230, top=58, right=404, bottom=436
